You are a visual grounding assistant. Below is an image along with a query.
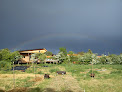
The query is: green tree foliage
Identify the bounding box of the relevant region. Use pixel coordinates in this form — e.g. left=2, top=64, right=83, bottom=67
left=33, top=53, right=47, bottom=63
left=0, top=53, right=2, bottom=61
left=69, top=55, right=78, bottom=62
left=97, top=54, right=122, bottom=65
left=0, top=61, right=11, bottom=70
left=55, top=52, right=66, bottom=62
left=78, top=53, right=93, bottom=64
left=0, top=48, right=22, bottom=62
left=10, top=51, right=22, bottom=62
left=67, top=51, right=78, bottom=62
left=0, top=48, right=11, bottom=61
left=91, top=54, right=98, bottom=64
left=65, top=55, right=70, bottom=63
left=0, top=48, right=22, bottom=69
left=68, top=51, right=74, bottom=55
left=34, top=53, right=40, bottom=59
left=106, top=56, right=113, bottom=64
left=88, top=49, right=93, bottom=54
left=119, top=54, right=122, bottom=64
left=38, top=53, right=47, bottom=62
left=59, top=47, right=67, bottom=56
left=45, top=51, right=52, bottom=56
left=108, top=54, right=121, bottom=64
left=30, top=53, right=38, bottom=62
left=99, top=54, right=107, bottom=64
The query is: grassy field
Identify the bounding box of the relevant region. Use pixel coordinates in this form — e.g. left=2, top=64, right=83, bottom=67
left=0, top=64, right=122, bottom=92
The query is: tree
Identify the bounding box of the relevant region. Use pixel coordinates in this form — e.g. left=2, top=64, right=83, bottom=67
left=0, top=49, right=22, bottom=69
left=0, top=48, right=11, bottom=61
left=38, top=53, right=47, bottom=63
left=119, top=54, right=122, bottom=64
left=10, top=51, right=22, bottom=62
left=68, top=51, right=74, bottom=55
left=108, top=54, right=121, bottom=64
left=0, top=61, right=11, bottom=70
left=106, top=57, right=113, bottom=64
left=79, top=53, right=93, bottom=64
left=45, top=51, right=53, bottom=56
left=59, top=47, right=67, bottom=56
left=30, top=53, right=38, bottom=62
left=55, top=52, right=66, bottom=62
left=69, top=55, right=78, bottom=62
left=88, top=49, right=93, bottom=54
left=0, top=49, right=22, bottom=62
left=98, top=54, right=114, bottom=64
left=91, top=54, right=98, bottom=64
left=0, top=53, right=2, bottom=61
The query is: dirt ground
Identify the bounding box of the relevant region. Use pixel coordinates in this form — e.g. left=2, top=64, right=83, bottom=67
left=0, top=73, right=83, bottom=92
left=46, top=74, right=82, bottom=92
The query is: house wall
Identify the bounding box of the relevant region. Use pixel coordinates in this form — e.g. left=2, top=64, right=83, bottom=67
left=19, top=49, right=47, bottom=63
left=20, top=50, right=46, bottom=53
left=20, top=56, right=29, bottom=63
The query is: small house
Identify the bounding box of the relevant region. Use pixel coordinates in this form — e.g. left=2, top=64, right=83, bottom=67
left=19, top=48, right=47, bottom=63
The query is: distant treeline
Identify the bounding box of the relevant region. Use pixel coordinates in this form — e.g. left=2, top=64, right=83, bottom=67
left=0, top=48, right=122, bottom=69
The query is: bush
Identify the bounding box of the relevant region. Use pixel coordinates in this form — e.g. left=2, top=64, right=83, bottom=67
left=0, top=61, right=11, bottom=70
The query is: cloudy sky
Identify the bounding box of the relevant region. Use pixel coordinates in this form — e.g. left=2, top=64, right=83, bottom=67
left=0, top=0, right=122, bottom=55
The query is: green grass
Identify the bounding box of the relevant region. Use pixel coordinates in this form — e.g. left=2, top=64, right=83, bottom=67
left=49, top=68, right=60, bottom=73
left=16, top=77, right=34, bottom=88
left=37, top=71, right=44, bottom=74
left=0, top=64, right=122, bottom=92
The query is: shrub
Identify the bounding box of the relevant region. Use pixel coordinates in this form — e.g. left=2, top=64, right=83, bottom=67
left=0, top=61, right=11, bottom=70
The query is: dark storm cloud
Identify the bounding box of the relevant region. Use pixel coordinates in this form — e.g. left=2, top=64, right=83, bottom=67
left=0, top=0, right=121, bottom=55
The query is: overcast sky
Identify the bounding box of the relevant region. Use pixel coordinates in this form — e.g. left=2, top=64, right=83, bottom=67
left=0, top=0, right=122, bottom=55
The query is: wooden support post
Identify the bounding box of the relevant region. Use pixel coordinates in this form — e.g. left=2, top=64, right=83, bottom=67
left=34, top=63, right=35, bottom=79
left=35, top=63, right=37, bottom=80
left=32, top=61, right=34, bottom=73
left=13, top=62, right=15, bottom=89
left=92, top=57, right=93, bottom=79
left=18, top=61, right=19, bottom=65
left=28, top=53, right=29, bottom=66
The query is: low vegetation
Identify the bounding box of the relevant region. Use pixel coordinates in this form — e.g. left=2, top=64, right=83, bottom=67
left=0, top=64, right=122, bottom=92
left=0, top=48, right=122, bottom=92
